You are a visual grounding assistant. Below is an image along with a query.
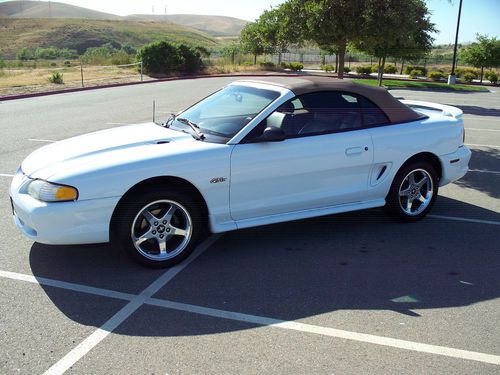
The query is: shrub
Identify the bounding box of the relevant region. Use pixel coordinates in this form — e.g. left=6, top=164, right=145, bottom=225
left=455, top=68, right=479, bottom=79
left=427, top=71, right=446, bottom=81
left=111, top=50, right=133, bottom=65
left=321, top=64, right=334, bottom=72
left=409, top=69, right=423, bottom=78
left=50, top=62, right=57, bottom=67
left=241, top=61, right=254, bottom=67
left=289, top=62, right=303, bottom=71
left=64, top=60, right=71, bottom=67
left=371, top=65, right=379, bottom=73
left=384, top=64, right=397, bottom=74
left=259, top=61, right=275, bottom=70
left=48, top=71, right=64, bottom=84
left=136, top=40, right=203, bottom=75
left=343, top=66, right=351, bottom=73
left=355, top=65, right=372, bottom=75
left=16, top=47, right=34, bottom=61
left=461, top=72, right=475, bottom=83
left=404, top=65, right=427, bottom=75
left=488, top=73, right=498, bottom=84
left=484, top=70, right=495, bottom=81
left=177, top=44, right=203, bottom=73
left=137, top=40, right=183, bottom=74
left=280, top=61, right=289, bottom=69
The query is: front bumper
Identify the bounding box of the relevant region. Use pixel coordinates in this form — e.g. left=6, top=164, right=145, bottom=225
left=439, top=146, right=472, bottom=186
left=10, top=171, right=120, bottom=245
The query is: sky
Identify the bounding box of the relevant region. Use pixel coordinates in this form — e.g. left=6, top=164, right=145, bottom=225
left=3, top=0, right=499, bottom=44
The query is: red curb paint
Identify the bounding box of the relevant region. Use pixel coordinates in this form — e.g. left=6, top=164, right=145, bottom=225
left=0, top=73, right=308, bottom=102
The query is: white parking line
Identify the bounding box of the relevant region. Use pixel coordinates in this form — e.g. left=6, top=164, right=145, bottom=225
left=1, top=267, right=499, bottom=366
left=28, top=138, right=56, bottom=143
left=0, top=270, right=135, bottom=301
left=465, top=128, right=500, bottom=132
left=463, top=117, right=500, bottom=122
left=468, top=169, right=500, bottom=175
left=148, top=299, right=500, bottom=365
left=43, top=234, right=221, bottom=375
left=0, top=173, right=14, bottom=177
left=466, top=143, right=500, bottom=148
left=428, top=215, right=500, bottom=226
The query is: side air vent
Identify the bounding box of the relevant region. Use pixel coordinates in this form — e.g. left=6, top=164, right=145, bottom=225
left=376, top=165, right=387, bottom=180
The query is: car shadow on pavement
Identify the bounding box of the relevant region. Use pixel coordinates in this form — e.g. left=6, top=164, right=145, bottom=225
left=455, top=147, right=500, bottom=199
left=29, top=196, right=500, bottom=336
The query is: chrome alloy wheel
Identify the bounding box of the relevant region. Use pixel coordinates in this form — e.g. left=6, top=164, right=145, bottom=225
left=398, top=168, right=434, bottom=216
left=131, top=200, right=192, bottom=261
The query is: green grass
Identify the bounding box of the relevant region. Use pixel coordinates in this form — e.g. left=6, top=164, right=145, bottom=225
left=354, top=79, right=489, bottom=92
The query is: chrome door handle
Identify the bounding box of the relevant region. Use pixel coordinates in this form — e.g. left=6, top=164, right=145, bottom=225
left=345, top=147, right=363, bottom=156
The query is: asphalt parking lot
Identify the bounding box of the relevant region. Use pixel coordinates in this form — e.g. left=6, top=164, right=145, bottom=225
left=0, top=77, right=499, bottom=374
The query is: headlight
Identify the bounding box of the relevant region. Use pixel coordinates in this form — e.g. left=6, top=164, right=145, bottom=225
left=27, top=180, right=78, bottom=202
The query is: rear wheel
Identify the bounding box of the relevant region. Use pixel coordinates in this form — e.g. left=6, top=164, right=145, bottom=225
left=112, top=188, right=202, bottom=267
left=386, top=162, right=438, bottom=221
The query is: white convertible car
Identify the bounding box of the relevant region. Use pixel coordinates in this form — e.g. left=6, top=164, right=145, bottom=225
left=10, top=77, right=471, bottom=267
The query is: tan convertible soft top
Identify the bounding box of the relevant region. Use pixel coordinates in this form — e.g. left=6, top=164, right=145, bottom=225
left=237, top=76, right=423, bottom=124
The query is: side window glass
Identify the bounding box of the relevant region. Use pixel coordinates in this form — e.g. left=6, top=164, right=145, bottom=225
left=293, top=92, right=362, bottom=136
left=358, top=96, right=390, bottom=126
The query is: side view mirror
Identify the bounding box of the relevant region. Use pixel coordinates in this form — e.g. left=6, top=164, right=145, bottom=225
left=262, top=126, right=286, bottom=142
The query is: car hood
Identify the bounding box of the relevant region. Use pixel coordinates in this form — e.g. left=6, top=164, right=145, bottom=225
left=22, top=123, right=195, bottom=179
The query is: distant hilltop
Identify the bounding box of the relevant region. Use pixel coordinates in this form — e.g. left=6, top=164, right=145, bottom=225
left=0, top=1, right=248, bottom=36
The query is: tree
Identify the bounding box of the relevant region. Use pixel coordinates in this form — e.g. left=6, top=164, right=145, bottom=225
left=220, top=42, right=240, bottom=65
left=356, top=0, right=435, bottom=86
left=461, top=34, right=500, bottom=83
left=285, top=0, right=365, bottom=79
left=240, top=22, right=268, bottom=65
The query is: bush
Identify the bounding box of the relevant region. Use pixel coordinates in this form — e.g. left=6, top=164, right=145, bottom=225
left=136, top=40, right=203, bottom=75
left=343, top=66, right=351, bottom=73
left=321, top=64, right=334, bottom=72
left=280, top=61, right=289, bottom=69
left=48, top=72, right=64, bottom=84
left=50, top=62, right=57, bottom=67
left=64, top=60, right=71, bottom=67
left=384, top=64, right=397, bottom=74
left=16, top=47, right=34, bottom=61
left=409, top=69, right=423, bottom=78
left=455, top=68, right=479, bottom=79
left=259, top=61, right=275, bottom=70
left=461, top=72, right=475, bottom=83
left=355, top=65, right=372, bottom=75
left=371, top=65, right=379, bottom=73
left=488, top=73, right=498, bottom=84
left=110, top=50, right=133, bottom=65
left=427, top=71, right=446, bottom=81
left=289, top=62, right=303, bottom=71
left=404, top=65, right=427, bottom=75
left=177, top=44, right=203, bottom=73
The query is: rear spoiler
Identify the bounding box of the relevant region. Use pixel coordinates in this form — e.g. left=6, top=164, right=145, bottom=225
left=400, top=100, right=463, bottom=120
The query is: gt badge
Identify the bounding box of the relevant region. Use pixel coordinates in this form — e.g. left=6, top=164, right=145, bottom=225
left=210, top=177, right=227, bottom=184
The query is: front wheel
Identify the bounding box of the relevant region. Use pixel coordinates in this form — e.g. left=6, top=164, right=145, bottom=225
left=386, top=162, right=438, bottom=221
left=112, top=188, right=202, bottom=268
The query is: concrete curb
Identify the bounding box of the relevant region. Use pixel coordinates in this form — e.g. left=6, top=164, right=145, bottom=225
left=0, top=73, right=306, bottom=102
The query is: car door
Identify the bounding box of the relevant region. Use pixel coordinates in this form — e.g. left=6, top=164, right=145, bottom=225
left=229, top=91, right=374, bottom=221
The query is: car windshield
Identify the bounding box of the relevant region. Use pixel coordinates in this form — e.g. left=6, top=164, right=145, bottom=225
left=168, top=85, right=280, bottom=141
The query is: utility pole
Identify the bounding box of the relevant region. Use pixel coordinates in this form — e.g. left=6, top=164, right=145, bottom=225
left=448, top=0, right=463, bottom=85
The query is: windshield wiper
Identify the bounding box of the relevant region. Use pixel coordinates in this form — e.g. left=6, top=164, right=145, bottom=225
left=175, top=117, right=205, bottom=140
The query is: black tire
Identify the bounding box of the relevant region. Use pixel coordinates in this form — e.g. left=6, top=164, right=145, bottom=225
left=111, top=187, right=203, bottom=268
left=385, top=161, right=438, bottom=222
